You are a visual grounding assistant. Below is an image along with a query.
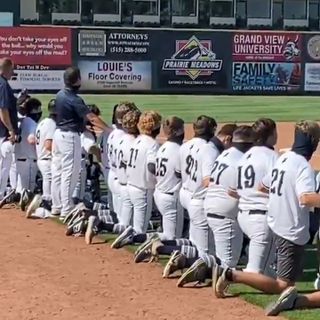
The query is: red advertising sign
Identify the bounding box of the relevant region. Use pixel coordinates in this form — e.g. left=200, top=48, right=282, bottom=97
left=233, top=32, right=301, bottom=62
left=0, top=27, right=72, bottom=66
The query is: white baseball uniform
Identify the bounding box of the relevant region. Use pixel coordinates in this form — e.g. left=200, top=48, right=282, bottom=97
left=14, top=116, right=38, bottom=193
left=237, top=146, right=278, bottom=274
left=115, top=132, right=136, bottom=226
left=179, top=137, right=219, bottom=254
left=0, top=140, right=15, bottom=198
left=107, top=127, right=125, bottom=217
left=35, top=117, right=56, bottom=200
left=204, top=146, right=244, bottom=268
left=127, top=134, right=159, bottom=234
left=264, top=151, right=315, bottom=245
left=154, top=141, right=184, bottom=241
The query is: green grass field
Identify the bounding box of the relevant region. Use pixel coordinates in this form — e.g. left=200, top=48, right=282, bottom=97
left=35, top=94, right=320, bottom=123
left=49, top=94, right=320, bottom=319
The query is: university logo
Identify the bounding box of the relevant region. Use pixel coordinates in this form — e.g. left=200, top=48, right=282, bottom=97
left=162, top=36, right=222, bottom=80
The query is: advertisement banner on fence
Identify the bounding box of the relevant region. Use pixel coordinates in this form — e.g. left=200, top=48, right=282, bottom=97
left=158, top=34, right=229, bottom=90
left=78, top=60, right=152, bottom=91
left=77, top=29, right=154, bottom=59
left=232, top=62, right=301, bottom=92
left=304, top=63, right=320, bottom=91
left=9, top=68, right=64, bottom=90
left=233, top=32, right=301, bottom=62
left=0, top=27, right=72, bottom=66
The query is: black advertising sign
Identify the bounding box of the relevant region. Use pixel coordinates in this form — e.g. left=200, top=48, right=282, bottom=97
left=156, top=31, right=231, bottom=92
left=77, top=29, right=154, bottom=60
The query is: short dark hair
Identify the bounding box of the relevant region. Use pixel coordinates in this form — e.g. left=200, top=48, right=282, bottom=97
left=193, top=115, right=217, bottom=139
left=218, top=124, right=238, bottom=137
left=233, top=125, right=255, bottom=143
left=24, top=98, right=42, bottom=114
left=253, top=118, right=276, bottom=145
left=64, top=66, right=81, bottom=87
left=87, top=104, right=101, bottom=116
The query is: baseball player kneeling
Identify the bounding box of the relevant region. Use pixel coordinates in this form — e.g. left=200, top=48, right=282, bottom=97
left=14, top=97, right=42, bottom=211
left=106, top=102, right=138, bottom=219
left=235, top=118, right=278, bottom=275
left=178, top=115, right=219, bottom=254
left=213, top=120, right=320, bottom=315
left=111, top=111, right=161, bottom=249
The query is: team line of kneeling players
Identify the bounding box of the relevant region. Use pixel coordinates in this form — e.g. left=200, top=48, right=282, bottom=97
left=3, top=98, right=320, bottom=316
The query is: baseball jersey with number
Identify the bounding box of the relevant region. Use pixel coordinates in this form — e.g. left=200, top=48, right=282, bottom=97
left=15, top=116, right=37, bottom=160
left=262, top=151, right=315, bottom=245
left=107, top=128, right=125, bottom=173
left=237, top=146, right=278, bottom=212
left=127, top=134, right=159, bottom=190
left=35, top=117, right=56, bottom=160
left=179, top=137, right=219, bottom=199
left=116, top=133, right=136, bottom=185
left=204, top=147, right=244, bottom=219
left=155, top=141, right=181, bottom=194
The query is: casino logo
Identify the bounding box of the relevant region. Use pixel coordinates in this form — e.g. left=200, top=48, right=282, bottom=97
left=162, top=36, right=222, bottom=80
left=308, top=35, right=320, bottom=60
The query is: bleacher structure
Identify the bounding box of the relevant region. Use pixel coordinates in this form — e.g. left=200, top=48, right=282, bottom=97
left=14, top=0, right=320, bottom=31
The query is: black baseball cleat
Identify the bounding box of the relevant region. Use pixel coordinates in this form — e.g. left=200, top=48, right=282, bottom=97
left=177, top=258, right=208, bottom=287
left=20, top=189, right=34, bottom=211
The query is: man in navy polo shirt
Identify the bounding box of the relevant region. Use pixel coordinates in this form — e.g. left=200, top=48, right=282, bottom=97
left=0, top=58, right=19, bottom=201
left=51, top=66, right=110, bottom=220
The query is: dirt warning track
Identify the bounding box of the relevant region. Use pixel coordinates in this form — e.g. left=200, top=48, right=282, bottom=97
left=0, top=209, right=281, bottom=320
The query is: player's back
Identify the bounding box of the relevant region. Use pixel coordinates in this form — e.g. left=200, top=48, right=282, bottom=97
left=127, top=134, right=159, bottom=190
left=204, top=146, right=243, bottom=218
left=35, top=117, right=56, bottom=160
left=181, top=137, right=219, bottom=199
left=107, top=128, right=125, bottom=172
left=115, top=133, right=136, bottom=185
left=237, top=146, right=278, bottom=211
left=267, top=151, right=315, bottom=245
left=155, top=141, right=181, bottom=194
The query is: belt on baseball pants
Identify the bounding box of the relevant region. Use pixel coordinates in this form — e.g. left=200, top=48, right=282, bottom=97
left=207, top=213, right=225, bottom=219
left=240, top=209, right=267, bottom=215
left=17, top=159, right=37, bottom=162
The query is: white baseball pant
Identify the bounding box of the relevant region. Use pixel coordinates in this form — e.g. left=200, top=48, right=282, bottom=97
left=154, top=189, right=184, bottom=241
left=207, top=215, right=243, bottom=268
left=72, top=157, right=86, bottom=201
left=238, top=210, right=275, bottom=274
left=108, top=170, right=121, bottom=218
left=127, top=184, right=153, bottom=234
left=51, top=130, right=81, bottom=217
left=0, top=140, right=14, bottom=199
left=16, top=158, right=37, bottom=193
left=118, top=183, right=133, bottom=226
left=180, top=188, right=209, bottom=254
left=10, top=160, right=17, bottom=190
left=37, top=159, right=52, bottom=201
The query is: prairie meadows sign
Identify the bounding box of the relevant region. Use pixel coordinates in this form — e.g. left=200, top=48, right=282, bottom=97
left=162, top=36, right=222, bottom=80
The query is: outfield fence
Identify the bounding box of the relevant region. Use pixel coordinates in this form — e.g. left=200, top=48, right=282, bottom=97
left=1, top=25, right=320, bottom=95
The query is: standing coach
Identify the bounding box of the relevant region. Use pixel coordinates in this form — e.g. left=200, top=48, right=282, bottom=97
left=0, top=58, right=19, bottom=201
left=51, top=66, right=110, bottom=220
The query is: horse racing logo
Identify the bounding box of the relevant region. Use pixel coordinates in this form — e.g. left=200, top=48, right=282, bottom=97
left=162, top=36, right=223, bottom=80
